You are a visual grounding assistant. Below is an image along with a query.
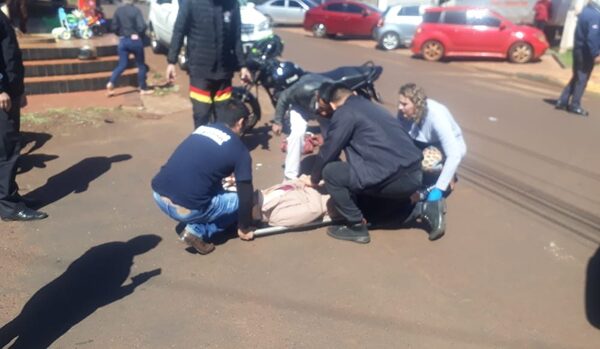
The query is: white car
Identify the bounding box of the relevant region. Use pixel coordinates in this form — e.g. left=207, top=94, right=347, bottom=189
left=148, top=0, right=273, bottom=68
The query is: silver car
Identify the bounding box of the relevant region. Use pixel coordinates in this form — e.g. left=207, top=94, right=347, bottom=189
left=374, top=4, right=429, bottom=50
left=256, top=0, right=318, bottom=26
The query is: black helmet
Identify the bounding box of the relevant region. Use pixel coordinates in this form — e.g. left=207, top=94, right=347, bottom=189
left=267, top=61, right=304, bottom=90
left=248, top=34, right=284, bottom=61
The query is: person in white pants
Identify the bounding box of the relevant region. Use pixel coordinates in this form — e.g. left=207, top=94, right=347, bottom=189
left=271, top=73, right=333, bottom=180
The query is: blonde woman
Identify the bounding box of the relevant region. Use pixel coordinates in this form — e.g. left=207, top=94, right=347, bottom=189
left=398, top=83, right=466, bottom=201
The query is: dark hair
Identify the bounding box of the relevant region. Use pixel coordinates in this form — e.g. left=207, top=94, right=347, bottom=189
left=318, top=82, right=352, bottom=104
left=216, top=99, right=249, bottom=127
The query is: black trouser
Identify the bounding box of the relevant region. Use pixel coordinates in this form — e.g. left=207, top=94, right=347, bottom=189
left=0, top=101, right=25, bottom=217
left=558, top=48, right=595, bottom=108
left=189, top=74, right=232, bottom=129
left=323, top=161, right=422, bottom=224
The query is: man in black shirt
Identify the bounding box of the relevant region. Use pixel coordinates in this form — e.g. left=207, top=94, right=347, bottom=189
left=151, top=100, right=255, bottom=254
left=166, top=0, right=252, bottom=129
left=0, top=10, right=47, bottom=222
left=307, top=83, right=445, bottom=243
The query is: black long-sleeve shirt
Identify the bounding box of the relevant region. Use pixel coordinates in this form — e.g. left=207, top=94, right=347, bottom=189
left=111, top=4, right=146, bottom=37
left=311, top=96, right=422, bottom=190
left=0, top=11, right=24, bottom=98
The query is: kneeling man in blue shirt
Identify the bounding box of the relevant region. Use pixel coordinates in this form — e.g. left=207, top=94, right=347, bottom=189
left=151, top=100, right=255, bottom=255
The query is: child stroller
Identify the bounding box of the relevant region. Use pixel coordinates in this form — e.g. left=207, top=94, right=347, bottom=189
left=78, top=0, right=108, bottom=36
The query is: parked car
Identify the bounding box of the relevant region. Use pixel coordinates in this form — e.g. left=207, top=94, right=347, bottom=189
left=303, top=0, right=382, bottom=38
left=411, top=6, right=549, bottom=63
left=256, top=0, right=318, bottom=26
left=374, top=4, right=429, bottom=50
left=148, top=0, right=273, bottom=68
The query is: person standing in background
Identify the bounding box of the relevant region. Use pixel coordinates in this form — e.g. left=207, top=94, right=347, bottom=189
left=555, top=0, right=600, bottom=117
left=106, top=0, right=152, bottom=96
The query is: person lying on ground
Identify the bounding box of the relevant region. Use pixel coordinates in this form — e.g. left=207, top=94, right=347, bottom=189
left=151, top=99, right=255, bottom=255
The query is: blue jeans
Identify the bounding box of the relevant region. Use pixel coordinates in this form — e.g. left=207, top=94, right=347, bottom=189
left=152, top=191, right=239, bottom=241
left=110, top=37, right=148, bottom=89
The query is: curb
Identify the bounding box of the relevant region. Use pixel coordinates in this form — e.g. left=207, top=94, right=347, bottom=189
left=473, top=66, right=600, bottom=96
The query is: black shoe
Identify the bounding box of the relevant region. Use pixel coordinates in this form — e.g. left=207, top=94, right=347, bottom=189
left=554, top=101, right=568, bottom=110
left=326, top=224, right=343, bottom=234
left=402, top=201, right=423, bottom=226
left=2, top=207, right=48, bottom=222
left=327, top=223, right=370, bottom=244
left=567, top=106, right=589, bottom=116
left=421, top=199, right=445, bottom=241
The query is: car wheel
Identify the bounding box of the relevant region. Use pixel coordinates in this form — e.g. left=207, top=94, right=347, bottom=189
left=421, top=40, right=444, bottom=61
left=508, top=42, right=533, bottom=64
left=380, top=32, right=400, bottom=51
left=312, top=23, right=327, bottom=38
left=148, top=23, right=165, bottom=54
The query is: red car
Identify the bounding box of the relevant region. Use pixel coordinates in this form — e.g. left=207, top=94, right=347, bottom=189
left=303, top=1, right=382, bottom=38
left=411, top=6, right=549, bottom=63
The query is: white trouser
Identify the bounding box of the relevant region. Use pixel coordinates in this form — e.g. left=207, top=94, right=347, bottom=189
left=284, top=109, right=308, bottom=180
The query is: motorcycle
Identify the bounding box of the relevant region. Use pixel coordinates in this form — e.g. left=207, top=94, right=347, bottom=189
left=234, top=35, right=384, bottom=133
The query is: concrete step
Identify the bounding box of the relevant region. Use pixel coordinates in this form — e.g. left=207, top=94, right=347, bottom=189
left=25, top=68, right=139, bottom=95
left=20, top=35, right=120, bottom=61
left=24, top=56, right=135, bottom=77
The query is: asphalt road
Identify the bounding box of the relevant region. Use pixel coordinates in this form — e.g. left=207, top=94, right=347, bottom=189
left=3, top=28, right=600, bottom=348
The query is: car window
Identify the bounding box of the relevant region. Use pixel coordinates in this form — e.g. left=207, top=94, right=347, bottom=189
left=271, top=0, right=285, bottom=6
left=466, top=10, right=501, bottom=27
left=289, top=0, right=303, bottom=8
left=304, top=0, right=318, bottom=8
left=345, top=4, right=364, bottom=14
left=399, top=6, right=419, bottom=16
left=326, top=3, right=344, bottom=12
left=423, top=11, right=441, bottom=23
left=442, top=11, right=467, bottom=25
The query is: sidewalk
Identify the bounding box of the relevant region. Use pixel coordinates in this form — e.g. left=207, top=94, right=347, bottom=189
left=468, top=52, right=600, bottom=95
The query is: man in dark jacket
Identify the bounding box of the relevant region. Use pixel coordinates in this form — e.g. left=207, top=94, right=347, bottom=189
left=306, top=83, right=445, bottom=244
left=555, top=0, right=600, bottom=116
left=271, top=73, right=333, bottom=180
left=166, top=0, right=252, bottom=128
left=0, top=11, right=47, bottom=221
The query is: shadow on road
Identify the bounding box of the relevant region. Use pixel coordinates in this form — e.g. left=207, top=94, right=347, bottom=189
left=242, top=125, right=272, bottom=151
left=586, top=246, right=600, bottom=329
left=24, top=154, right=132, bottom=209
left=17, top=132, right=59, bottom=175
left=0, top=235, right=162, bottom=349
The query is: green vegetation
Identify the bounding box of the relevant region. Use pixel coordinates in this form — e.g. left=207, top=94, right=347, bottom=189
left=550, top=48, right=573, bottom=69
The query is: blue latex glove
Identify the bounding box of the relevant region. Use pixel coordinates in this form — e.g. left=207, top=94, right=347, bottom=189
left=427, top=188, right=443, bottom=202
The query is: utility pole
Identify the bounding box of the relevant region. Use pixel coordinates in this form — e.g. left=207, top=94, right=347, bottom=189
left=560, top=0, right=587, bottom=53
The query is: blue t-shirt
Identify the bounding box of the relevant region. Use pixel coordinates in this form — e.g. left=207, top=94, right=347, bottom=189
left=151, top=123, right=252, bottom=210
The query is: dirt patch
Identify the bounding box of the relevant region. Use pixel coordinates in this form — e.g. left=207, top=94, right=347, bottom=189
left=21, top=107, right=163, bottom=134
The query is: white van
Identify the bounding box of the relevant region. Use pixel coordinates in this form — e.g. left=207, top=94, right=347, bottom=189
left=148, top=0, right=273, bottom=68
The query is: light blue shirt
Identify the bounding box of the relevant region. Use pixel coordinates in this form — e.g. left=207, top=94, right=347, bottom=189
left=402, top=99, right=467, bottom=191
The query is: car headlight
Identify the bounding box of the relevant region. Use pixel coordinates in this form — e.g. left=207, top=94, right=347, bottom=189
left=258, top=20, right=271, bottom=31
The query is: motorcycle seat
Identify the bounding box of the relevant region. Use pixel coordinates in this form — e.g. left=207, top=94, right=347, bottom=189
left=318, top=66, right=373, bottom=90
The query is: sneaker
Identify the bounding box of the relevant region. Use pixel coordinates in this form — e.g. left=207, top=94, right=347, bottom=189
left=140, top=89, right=154, bottom=95
left=106, top=82, right=114, bottom=97
left=180, top=230, right=215, bottom=255
left=327, top=222, right=370, bottom=244
left=421, top=199, right=446, bottom=241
